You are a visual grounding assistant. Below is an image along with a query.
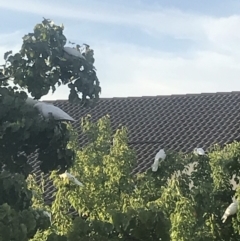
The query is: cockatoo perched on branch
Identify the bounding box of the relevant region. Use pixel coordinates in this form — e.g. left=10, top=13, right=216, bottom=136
left=152, top=149, right=166, bottom=172
left=221, top=201, right=238, bottom=223
left=63, top=46, right=85, bottom=59
left=59, top=171, right=84, bottom=187
left=193, top=148, right=205, bottom=156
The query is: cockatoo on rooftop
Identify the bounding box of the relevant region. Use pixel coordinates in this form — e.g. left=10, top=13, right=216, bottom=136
left=34, top=102, right=75, bottom=122
left=64, top=46, right=85, bottom=59
left=152, top=149, right=166, bottom=172
left=59, top=171, right=84, bottom=186
left=193, top=148, right=205, bottom=156
left=221, top=201, right=238, bottom=223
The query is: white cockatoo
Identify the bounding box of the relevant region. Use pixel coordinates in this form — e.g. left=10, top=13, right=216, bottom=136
left=152, top=149, right=166, bottom=172
left=63, top=46, right=85, bottom=59
left=33, top=102, right=75, bottom=122
left=221, top=201, right=238, bottom=223
left=193, top=148, right=205, bottom=156
left=59, top=171, right=84, bottom=187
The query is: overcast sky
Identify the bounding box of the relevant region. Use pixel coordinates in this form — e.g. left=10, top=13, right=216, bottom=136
left=0, top=0, right=240, bottom=100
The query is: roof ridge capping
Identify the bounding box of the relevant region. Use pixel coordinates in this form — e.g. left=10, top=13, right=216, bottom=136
left=43, top=91, right=240, bottom=102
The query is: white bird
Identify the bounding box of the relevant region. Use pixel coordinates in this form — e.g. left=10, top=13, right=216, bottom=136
left=152, top=149, right=166, bottom=172
left=222, top=201, right=238, bottom=223
left=34, top=102, right=75, bottom=122
left=59, top=171, right=84, bottom=187
left=63, top=46, right=85, bottom=59
left=193, top=148, right=205, bottom=156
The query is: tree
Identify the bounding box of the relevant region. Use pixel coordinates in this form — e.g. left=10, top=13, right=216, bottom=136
left=29, top=115, right=170, bottom=241
left=3, top=18, right=100, bottom=104
left=0, top=18, right=100, bottom=241
left=1, top=18, right=240, bottom=241
left=29, top=115, right=240, bottom=241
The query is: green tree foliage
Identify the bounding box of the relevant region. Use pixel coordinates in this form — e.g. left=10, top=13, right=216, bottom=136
left=29, top=116, right=240, bottom=241
left=3, top=18, right=100, bottom=104
left=1, top=18, right=240, bottom=241
left=0, top=18, right=100, bottom=241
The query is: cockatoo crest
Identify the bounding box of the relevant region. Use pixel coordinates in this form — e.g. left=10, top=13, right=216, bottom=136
left=152, top=149, right=166, bottom=172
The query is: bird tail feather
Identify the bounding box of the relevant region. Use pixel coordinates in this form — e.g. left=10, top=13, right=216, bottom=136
left=221, top=214, right=227, bottom=223
left=151, top=165, right=158, bottom=172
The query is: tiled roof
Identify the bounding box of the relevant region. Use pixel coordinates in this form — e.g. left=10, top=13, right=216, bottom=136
left=30, top=91, right=240, bottom=201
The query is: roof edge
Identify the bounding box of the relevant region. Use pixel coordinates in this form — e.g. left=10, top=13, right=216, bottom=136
left=43, top=91, right=240, bottom=102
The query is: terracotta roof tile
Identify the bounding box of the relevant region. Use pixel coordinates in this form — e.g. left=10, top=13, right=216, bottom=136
left=31, top=91, right=240, bottom=201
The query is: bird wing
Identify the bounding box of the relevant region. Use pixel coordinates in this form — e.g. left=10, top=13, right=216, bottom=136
left=65, top=172, right=76, bottom=181
left=152, top=149, right=166, bottom=172
left=198, top=148, right=205, bottom=155
left=194, top=148, right=205, bottom=155
left=222, top=203, right=238, bottom=218
left=60, top=172, right=76, bottom=182
left=151, top=159, right=159, bottom=172
left=61, top=172, right=83, bottom=186
left=221, top=202, right=238, bottom=223
left=73, top=177, right=84, bottom=186
left=227, top=203, right=238, bottom=215
left=155, top=149, right=166, bottom=160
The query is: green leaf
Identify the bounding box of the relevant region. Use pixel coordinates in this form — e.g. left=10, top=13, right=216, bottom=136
left=4, top=51, right=12, bottom=60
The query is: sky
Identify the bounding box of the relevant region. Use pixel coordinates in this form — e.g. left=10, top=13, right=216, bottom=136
left=1, top=0, right=240, bottom=100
